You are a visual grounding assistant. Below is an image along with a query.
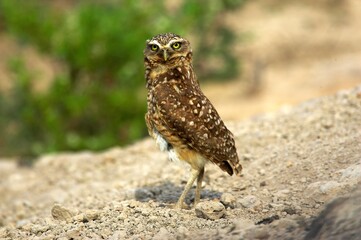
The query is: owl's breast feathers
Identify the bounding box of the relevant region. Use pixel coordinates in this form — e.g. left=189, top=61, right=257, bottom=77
left=146, top=65, right=242, bottom=176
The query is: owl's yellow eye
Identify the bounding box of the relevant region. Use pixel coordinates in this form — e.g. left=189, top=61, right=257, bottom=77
left=150, top=44, right=159, bottom=51
left=171, top=42, right=181, bottom=49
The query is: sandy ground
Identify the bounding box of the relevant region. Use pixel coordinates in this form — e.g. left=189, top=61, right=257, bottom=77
left=1, top=1, right=361, bottom=239
left=0, top=86, right=360, bottom=239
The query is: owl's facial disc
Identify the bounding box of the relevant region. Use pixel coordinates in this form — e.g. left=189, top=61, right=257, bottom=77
left=145, top=37, right=189, bottom=62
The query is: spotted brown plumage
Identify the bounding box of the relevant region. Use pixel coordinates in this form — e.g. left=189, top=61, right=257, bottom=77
left=144, top=33, right=242, bottom=209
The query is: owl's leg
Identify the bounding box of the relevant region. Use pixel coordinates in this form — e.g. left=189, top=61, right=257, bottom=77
left=194, top=167, right=204, bottom=206
left=175, top=168, right=199, bottom=209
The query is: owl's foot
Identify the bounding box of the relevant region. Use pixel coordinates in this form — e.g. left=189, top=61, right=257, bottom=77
left=174, top=201, right=190, bottom=210
left=193, top=199, right=200, bottom=208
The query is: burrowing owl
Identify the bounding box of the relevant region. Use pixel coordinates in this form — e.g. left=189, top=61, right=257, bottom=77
left=144, top=33, right=242, bottom=209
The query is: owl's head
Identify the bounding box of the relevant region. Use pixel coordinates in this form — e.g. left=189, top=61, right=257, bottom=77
left=144, top=33, right=192, bottom=63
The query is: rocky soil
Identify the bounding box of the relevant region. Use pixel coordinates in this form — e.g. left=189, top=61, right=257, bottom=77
left=0, top=86, right=360, bottom=239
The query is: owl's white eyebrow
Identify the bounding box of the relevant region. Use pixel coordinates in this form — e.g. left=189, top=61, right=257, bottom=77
left=166, top=39, right=183, bottom=48
left=148, top=40, right=161, bottom=46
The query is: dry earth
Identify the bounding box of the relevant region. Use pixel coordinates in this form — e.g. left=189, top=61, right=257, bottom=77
left=0, top=86, right=360, bottom=239
left=1, top=1, right=361, bottom=239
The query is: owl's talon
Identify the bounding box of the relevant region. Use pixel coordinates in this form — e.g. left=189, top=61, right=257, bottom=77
left=174, top=202, right=189, bottom=210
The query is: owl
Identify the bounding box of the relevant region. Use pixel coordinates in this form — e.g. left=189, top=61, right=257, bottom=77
left=144, top=33, right=242, bottom=209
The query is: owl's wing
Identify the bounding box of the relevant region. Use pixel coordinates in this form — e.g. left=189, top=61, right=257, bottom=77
left=153, top=81, right=241, bottom=175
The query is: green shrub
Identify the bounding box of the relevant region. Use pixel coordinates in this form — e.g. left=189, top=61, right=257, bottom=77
left=0, top=0, right=246, bottom=159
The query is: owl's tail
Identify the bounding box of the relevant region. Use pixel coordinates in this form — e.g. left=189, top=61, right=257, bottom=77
left=218, top=159, right=242, bottom=176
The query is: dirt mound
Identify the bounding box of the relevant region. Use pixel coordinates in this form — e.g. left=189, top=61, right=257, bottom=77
left=1, top=86, right=360, bottom=239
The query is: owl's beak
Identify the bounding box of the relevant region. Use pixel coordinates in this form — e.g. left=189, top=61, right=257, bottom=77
left=163, top=50, right=168, bottom=61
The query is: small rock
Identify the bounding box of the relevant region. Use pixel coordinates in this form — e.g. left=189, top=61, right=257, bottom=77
left=140, top=208, right=151, bottom=216
left=51, top=204, right=76, bottom=222
left=259, top=169, right=266, bottom=176
left=239, top=195, right=259, bottom=208
left=73, top=213, right=86, bottom=222
left=220, top=193, right=237, bottom=208
left=66, top=229, right=81, bottom=239
left=84, top=210, right=100, bottom=221
left=261, top=188, right=270, bottom=195
left=127, top=200, right=142, bottom=208
left=283, top=207, right=297, bottom=215
left=19, top=223, right=35, bottom=232
left=195, top=201, right=225, bottom=220
left=31, top=224, right=50, bottom=234
left=73, top=210, right=100, bottom=222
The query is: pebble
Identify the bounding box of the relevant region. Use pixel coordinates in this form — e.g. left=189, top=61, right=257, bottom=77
left=283, top=207, right=297, bottom=215
left=220, top=193, right=237, bottom=208
left=51, top=204, right=76, bottom=222
left=84, top=210, right=100, bottom=221
left=238, top=195, right=259, bottom=208
left=195, top=201, right=226, bottom=220
left=66, top=229, right=81, bottom=239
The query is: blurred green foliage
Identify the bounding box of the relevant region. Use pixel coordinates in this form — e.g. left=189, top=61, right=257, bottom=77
left=0, top=0, right=246, bottom=158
